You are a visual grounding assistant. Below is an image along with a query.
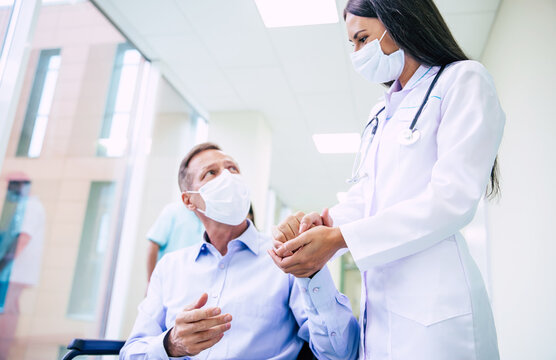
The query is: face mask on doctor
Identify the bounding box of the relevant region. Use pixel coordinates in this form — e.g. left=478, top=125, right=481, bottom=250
left=350, top=30, right=405, bottom=83
left=187, top=169, right=251, bottom=226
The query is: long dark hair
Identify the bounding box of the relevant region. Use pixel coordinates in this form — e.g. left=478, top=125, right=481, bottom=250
left=344, top=0, right=500, bottom=199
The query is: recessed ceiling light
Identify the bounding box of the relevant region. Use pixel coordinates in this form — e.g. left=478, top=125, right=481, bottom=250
left=255, top=0, right=339, bottom=28
left=312, top=133, right=360, bottom=154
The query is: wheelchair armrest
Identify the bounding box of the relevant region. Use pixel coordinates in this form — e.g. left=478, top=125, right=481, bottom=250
left=62, top=338, right=125, bottom=359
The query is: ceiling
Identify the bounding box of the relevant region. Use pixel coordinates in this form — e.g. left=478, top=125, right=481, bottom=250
left=92, top=0, right=500, bottom=212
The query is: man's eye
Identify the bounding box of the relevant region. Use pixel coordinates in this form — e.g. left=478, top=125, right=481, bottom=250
left=359, top=36, right=368, bottom=43
left=203, top=170, right=215, bottom=179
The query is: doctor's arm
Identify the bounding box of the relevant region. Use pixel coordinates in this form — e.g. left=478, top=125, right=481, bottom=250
left=275, top=62, right=505, bottom=273
left=290, top=267, right=359, bottom=360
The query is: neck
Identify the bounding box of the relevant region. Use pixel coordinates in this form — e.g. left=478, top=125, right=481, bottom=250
left=398, top=55, right=421, bottom=89
left=200, top=216, right=248, bottom=255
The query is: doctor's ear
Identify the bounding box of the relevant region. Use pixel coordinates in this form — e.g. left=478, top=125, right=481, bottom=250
left=181, top=192, right=197, bottom=211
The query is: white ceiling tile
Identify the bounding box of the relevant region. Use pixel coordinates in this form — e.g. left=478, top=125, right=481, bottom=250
left=109, top=0, right=190, bottom=36
left=145, top=33, right=216, bottom=66
left=171, top=65, right=244, bottom=111
left=225, top=66, right=304, bottom=127
left=175, top=0, right=279, bottom=68
left=298, top=92, right=358, bottom=133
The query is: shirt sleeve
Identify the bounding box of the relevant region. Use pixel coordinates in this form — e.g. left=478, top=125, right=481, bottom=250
left=146, top=204, right=175, bottom=248
left=119, top=260, right=187, bottom=360
left=290, top=266, right=359, bottom=360
left=339, top=61, right=505, bottom=270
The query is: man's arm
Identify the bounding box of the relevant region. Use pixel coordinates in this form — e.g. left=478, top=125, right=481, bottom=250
left=146, top=241, right=160, bottom=282
left=289, top=266, right=359, bottom=360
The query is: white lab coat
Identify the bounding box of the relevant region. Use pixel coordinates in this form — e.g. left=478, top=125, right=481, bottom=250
left=330, top=61, right=504, bottom=360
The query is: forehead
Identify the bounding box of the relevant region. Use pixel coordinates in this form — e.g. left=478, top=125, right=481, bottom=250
left=345, top=13, right=382, bottom=35
left=188, top=149, right=236, bottom=173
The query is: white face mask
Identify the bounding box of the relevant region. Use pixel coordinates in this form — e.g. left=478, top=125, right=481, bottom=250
left=350, top=30, right=405, bottom=83
left=187, top=169, right=251, bottom=226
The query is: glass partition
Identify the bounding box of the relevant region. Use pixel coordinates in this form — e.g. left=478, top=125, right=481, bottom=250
left=0, top=1, right=149, bottom=358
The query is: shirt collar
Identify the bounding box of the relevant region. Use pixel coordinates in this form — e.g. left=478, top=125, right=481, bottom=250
left=194, top=220, right=260, bottom=261
left=387, top=64, right=439, bottom=95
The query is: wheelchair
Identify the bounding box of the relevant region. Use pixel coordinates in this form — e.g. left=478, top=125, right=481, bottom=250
left=61, top=338, right=316, bottom=359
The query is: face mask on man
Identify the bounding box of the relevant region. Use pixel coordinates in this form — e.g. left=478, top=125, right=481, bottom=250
left=350, top=30, right=405, bottom=83
left=187, top=169, right=251, bottom=226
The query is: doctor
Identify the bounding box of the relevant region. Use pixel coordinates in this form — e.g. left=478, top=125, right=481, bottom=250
left=270, top=0, right=504, bottom=359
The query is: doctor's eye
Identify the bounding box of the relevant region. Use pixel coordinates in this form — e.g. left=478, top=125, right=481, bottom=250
left=229, top=165, right=239, bottom=173
left=359, top=36, right=368, bottom=44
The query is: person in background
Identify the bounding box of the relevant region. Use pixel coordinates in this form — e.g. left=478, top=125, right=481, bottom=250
left=0, top=173, right=45, bottom=359
left=120, top=142, right=359, bottom=360
left=146, top=200, right=204, bottom=282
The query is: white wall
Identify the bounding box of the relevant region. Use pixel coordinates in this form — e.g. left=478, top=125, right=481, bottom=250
left=119, top=106, right=198, bottom=338
left=208, top=111, right=272, bottom=231
left=481, top=0, right=556, bottom=359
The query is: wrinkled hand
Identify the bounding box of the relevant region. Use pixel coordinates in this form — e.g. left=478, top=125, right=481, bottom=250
left=164, top=293, right=232, bottom=357
left=271, top=209, right=333, bottom=257
left=268, top=226, right=346, bottom=278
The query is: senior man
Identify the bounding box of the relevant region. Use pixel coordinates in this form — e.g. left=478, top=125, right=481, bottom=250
left=120, top=142, right=359, bottom=360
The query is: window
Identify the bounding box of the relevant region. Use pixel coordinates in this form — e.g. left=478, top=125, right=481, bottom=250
left=67, top=181, right=116, bottom=320
left=97, top=43, right=142, bottom=157
left=16, top=48, right=61, bottom=158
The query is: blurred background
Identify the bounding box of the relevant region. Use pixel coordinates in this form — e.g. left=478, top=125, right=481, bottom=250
left=0, top=0, right=554, bottom=359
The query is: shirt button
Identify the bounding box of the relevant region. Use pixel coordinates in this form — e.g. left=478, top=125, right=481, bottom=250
left=312, top=287, right=320, bottom=293
left=330, top=332, right=336, bottom=336
left=219, top=263, right=225, bottom=269
left=211, top=293, right=218, bottom=299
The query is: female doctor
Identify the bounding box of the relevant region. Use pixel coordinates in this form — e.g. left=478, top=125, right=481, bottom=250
left=269, top=0, right=504, bottom=359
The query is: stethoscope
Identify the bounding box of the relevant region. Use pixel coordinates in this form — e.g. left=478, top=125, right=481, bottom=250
left=347, top=64, right=447, bottom=184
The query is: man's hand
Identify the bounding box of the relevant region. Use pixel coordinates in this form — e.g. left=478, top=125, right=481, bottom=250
left=268, top=226, right=346, bottom=278
left=164, top=293, right=232, bottom=357
left=271, top=209, right=333, bottom=257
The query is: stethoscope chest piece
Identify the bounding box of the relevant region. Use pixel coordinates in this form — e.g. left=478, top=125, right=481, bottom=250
left=398, top=128, right=421, bottom=145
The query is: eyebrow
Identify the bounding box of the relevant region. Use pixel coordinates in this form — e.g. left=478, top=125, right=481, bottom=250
left=350, top=29, right=366, bottom=42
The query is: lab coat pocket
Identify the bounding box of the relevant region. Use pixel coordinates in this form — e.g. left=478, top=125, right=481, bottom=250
left=384, top=240, right=472, bottom=327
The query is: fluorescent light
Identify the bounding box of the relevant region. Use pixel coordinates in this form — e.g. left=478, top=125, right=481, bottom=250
left=255, top=0, right=338, bottom=28
left=312, top=133, right=360, bottom=154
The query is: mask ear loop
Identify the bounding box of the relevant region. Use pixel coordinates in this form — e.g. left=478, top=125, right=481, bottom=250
left=378, top=30, right=387, bottom=43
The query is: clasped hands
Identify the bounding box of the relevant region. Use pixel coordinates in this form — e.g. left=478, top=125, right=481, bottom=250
left=268, top=209, right=346, bottom=278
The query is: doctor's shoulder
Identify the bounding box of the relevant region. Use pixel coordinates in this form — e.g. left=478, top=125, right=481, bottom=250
left=441, top=60, right=499, bottom=94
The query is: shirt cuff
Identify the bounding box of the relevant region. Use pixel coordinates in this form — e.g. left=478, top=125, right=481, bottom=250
left=295, top=266, right=338, bottom=310
left=143, top=329, right=190, bottom=360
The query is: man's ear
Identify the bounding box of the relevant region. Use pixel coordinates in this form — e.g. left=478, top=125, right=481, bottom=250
left=182, top=192, right=197, bottom=211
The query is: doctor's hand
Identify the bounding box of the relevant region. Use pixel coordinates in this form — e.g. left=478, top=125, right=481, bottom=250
left=164, top=293, right=232, bottom=357
left=268, top=225, right=346, bottom=278
left=271, top=209, right=333, bottom=257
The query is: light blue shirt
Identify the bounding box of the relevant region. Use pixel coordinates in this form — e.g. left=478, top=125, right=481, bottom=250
left=121, top=221, right=359, bottom=360
left=147, top=202, right=204, bottom=260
